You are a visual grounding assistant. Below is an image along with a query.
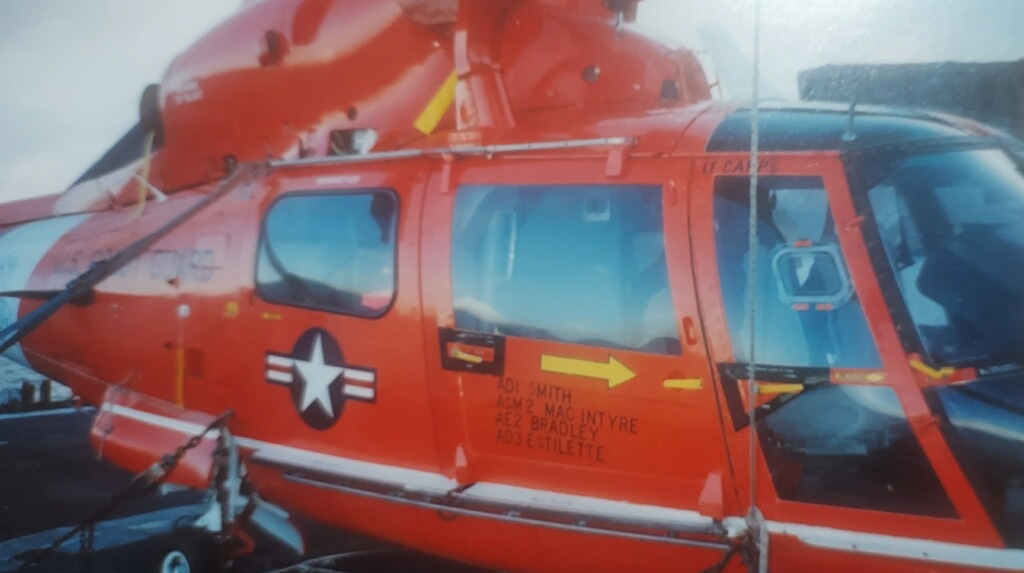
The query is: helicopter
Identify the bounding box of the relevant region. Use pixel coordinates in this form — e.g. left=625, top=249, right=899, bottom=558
left=1, top=0, right=1023, bottom=571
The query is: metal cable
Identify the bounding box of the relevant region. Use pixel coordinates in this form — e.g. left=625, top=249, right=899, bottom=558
left=19, top=410, right=234, bottom=571
left=267, top=548, right=397, bottom=573
left=0, top=165, right=252, bottom=356
left=746, top=0, right=768, bottom=571
left=746, top=0, right=763, bottom=514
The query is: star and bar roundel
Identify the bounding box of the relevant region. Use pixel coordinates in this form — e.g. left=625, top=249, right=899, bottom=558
left=265, top=328, right=377, bottom=430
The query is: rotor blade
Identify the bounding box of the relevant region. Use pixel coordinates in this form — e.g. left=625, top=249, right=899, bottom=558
left=0, top=290, right=62, bottom=300
left=0, top=289, right=95, bottom=309
left=0, top=165, right=253, bottom=355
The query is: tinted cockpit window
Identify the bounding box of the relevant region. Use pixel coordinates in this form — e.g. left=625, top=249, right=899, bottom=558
left=714, top=176, right=880, bottom=368
left=864, top=148, right=1024, bottom=366
left=257, top=191, right=397, bottom=317
left=452, top=184, right=680, bottom=355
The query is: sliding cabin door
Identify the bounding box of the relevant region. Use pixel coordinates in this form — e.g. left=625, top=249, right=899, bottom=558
left=238, top=163, right=443, bottom=475
left=421, top=155, right=735, bottom=515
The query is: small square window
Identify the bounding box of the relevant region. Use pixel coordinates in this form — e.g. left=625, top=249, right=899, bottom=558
left=256, top=190, right=397, bottom=318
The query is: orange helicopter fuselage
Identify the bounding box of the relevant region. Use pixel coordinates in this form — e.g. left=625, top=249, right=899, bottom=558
left=1, top=1, right=1023, bottom=572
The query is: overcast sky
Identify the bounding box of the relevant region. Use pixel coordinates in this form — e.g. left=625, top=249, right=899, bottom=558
left=1, top=0, right=1022, bottom=202
left=0, top=0, right=238, bottom=202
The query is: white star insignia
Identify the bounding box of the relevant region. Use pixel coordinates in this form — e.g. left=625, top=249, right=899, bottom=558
left=293, top=334, right=344, bottom=418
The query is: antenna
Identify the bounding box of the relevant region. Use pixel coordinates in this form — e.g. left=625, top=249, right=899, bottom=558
left=746, top=0, right=762, bottom=515
left=843, top=95, right=859, bottom=142
left=746, top=0, right=770, bottom=570
left=604, top=0, right=638, bottom=34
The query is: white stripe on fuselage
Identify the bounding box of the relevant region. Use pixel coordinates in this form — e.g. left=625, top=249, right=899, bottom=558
left=0, top=214, right=90, bottom=365
left=101, top=402, right=1024, bottom=571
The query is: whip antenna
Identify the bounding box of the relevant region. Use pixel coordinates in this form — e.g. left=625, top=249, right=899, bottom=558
left=746, top=0, right=769, bottom=570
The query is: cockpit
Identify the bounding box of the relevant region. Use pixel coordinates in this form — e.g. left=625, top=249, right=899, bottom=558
left=853, top=140, right=1024, bottom=549
left=705, top=107, right=1024, bottom=548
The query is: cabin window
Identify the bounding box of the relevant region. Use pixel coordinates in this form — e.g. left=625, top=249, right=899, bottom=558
left=452, top=184, right=680, bottom=355
left=256, top=190, right=397, bottom=317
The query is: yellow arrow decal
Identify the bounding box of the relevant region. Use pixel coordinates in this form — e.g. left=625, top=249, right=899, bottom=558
left=540, top=354, right=636, bottom=389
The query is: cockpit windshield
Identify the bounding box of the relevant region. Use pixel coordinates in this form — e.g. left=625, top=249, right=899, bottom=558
left=859, top=147, right=1024, bottom=367
left=854, top=144, right=1024, bottom=547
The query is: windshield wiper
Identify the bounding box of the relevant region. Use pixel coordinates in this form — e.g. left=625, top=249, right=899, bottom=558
left=718, top=363, right=831, bottom=429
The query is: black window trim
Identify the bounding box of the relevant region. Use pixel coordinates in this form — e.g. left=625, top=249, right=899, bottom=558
left=254, top=187, right=400, bottom=320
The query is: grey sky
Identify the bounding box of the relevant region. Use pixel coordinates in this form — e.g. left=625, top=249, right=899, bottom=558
left=0, top=0, right=1022, bottom=201
left=637, top=0, right=1024, bottom=100
left=0, top=0, right=237, bottom=202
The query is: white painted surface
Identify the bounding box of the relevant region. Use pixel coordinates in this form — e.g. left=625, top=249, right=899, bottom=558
left=103, top=403, right=458, bottom=493
left=463, top=482, right=715, bottom=529
left=768, top=521, right=1024, bottom=571
left=0, top=214, right=90, bottom=364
